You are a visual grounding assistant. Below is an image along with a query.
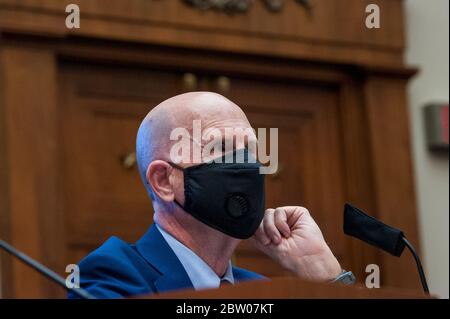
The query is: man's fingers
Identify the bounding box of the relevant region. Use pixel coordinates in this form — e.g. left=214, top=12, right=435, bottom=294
left=255, top=206, right=310, bottom=246
left=279, top=206, right=309, bottom=227
left=274, top=208, right=291, bottom=238
left=254, top=219, right=271, bottom=246
left=263, top=209, right=282, bottom=245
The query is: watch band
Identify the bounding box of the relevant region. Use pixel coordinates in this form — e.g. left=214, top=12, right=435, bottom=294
left=331, top=269, right=356, bottom=285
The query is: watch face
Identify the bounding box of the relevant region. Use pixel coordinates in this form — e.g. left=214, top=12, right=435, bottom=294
left=340, top=271, right=356, bottom=285
left=332, top=270, right=356, bottom=285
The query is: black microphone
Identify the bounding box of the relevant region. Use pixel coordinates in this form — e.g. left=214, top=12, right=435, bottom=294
left=343, top=203, right=429, bottom=294
left=0, top=239, right=95, bottom=299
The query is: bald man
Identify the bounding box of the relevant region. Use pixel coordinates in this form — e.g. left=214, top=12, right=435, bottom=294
left=68, top=92, right=348, bottom=299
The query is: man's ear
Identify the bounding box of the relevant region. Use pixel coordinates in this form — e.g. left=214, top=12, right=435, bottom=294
left=146, top=160, right=176, bottom=202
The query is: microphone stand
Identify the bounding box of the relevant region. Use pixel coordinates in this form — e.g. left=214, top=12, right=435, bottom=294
left=0, top=239, right=95, bottom=299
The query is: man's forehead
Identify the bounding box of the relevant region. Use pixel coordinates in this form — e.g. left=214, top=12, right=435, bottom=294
left=178, top=119, right=255, bottom=139
left=199, top=117, right=251, bottom=130
left=174, top=104, right=247, bottom=124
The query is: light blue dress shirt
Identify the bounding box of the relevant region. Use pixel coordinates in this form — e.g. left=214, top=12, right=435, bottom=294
left=156, top=224, right=235, bottom=290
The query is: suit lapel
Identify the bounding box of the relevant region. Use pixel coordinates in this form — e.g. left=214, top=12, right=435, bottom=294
left=135, top=224, right=193, bottom=293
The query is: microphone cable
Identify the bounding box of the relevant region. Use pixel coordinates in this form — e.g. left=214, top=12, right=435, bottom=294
left=402, top=237, right=429, bottom=295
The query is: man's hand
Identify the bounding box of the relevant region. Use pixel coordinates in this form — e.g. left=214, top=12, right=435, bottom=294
left=251, top=206, right=342, bottom=282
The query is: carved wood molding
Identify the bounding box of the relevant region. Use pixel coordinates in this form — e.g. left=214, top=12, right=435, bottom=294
left=183, top=0, right=311, bottom=13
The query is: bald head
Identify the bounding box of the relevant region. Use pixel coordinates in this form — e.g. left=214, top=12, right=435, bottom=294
left=136, top=92, right=254, bottom=200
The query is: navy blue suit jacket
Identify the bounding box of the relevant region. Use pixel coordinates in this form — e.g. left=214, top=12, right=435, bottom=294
left=68, top=224, right=264, bottom=298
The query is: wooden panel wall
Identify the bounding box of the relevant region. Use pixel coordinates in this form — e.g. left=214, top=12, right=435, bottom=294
left=0, top=0, right=404, bottom=65
left=0, top=47, right=64, bottom=297
left=364, top=74, right=420, bottom=288
left=0, top=0, right=421, bottom=297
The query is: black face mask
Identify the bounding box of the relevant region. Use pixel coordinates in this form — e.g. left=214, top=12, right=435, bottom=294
left=169, top=148, right=265, bottom=239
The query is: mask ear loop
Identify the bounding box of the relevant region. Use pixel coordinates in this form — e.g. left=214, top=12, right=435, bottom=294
left=167, top=161, right=185, bottom=209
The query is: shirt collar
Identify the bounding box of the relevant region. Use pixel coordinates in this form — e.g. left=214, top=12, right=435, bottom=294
left=156, top=224, right=235, bottom=290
